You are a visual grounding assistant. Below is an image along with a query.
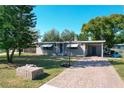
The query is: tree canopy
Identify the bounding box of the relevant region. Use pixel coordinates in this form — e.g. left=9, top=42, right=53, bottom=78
left=61, top=29, right=76, bottom=41
left=77, top=30, right=89, bottom=41
left=0, top=5, right=38, bottom=63
left=42, top=29, right=76, bottom=42
left=81, top=14, right=124, bottom=47
left=42, top=29, right=60, bottom=42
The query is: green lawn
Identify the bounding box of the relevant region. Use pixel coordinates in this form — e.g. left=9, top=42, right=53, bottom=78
left=0, top=53, right=74, bottom=88
left=109, top=58, right=124, bottom=80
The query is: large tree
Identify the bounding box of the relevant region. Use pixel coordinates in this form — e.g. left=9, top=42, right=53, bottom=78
left=81, top=14, right=124, bottom=47
left=78, top=25, right=89, bottom=41
left=61, top=29, right=76, bottom=41
left=42, top=29, right=60, bottom=42
left=15, top=6, right=38, bottom=56
left=114, top=31, right=124, bottom=44
left=0, top=5, right=37, bottom=63
left=42, top=29, right=77, bottom=42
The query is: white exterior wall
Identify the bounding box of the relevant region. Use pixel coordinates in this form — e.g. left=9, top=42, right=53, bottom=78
left=36, top=44, right=56, bottom=55
left=35, top=42, right=104, bottom=57
left=36, top=45, right=44, bottom=55
left=64, top=43, right=85, bottom=56
left=82, top=43, right=86, bottom=56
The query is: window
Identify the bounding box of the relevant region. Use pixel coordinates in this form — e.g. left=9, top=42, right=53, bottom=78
left=41, top=44, right=53, bottom=50
left=66, top=44, right=78, bottom=49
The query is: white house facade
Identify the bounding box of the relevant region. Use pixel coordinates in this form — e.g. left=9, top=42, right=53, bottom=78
left=30, top=40, right=105, bottom=57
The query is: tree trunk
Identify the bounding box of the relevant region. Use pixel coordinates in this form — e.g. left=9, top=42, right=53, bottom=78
left=9, top=48, right=16, bottom=63
left=6, top=49, right=10, bottom=63
left=6, top=48, right=16, bottom=63
left=18, top=48, right=22, bottom=56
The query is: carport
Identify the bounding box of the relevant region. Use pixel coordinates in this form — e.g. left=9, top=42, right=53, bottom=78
left=85, top=42, right=104, bottom=57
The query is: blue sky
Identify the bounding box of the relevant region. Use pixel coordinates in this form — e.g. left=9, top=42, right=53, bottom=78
left=33, top=5, right=124, bottom=35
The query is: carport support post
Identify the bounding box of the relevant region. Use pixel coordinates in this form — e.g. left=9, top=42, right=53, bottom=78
left=68, top=40, right=71, bottom=66
left=101, top=43, right=103, bottom=57
left=84, top=43, right=86, bottom=56
left=62, top=43, right=64, bottom=56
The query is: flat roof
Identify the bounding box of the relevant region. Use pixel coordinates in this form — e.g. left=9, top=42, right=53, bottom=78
left=114, top=44, right=124, bottom=46
left=38, top=40, right=105, bottom=44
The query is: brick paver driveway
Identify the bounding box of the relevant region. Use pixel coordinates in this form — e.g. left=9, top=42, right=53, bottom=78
left=41, top=57, right=124, bottom=88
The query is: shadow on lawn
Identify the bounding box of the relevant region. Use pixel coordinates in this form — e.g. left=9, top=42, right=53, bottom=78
left=0, top=66, right=15, bottom=70
left=34, top=73, right=50, bottom=80
left=0, top=55, right=69, bottom=69
left=72, top=60, right=111, bottom=68
left=109, top=60, right=124, bottom=65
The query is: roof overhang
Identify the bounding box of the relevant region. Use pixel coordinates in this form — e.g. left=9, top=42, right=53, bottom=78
left=114, top=44, right=124, bottom=46
left=38, top=40, right=106, bottom=44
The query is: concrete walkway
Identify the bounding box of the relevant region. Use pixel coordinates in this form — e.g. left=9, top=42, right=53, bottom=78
left=40, top=57, right=124, bottom=88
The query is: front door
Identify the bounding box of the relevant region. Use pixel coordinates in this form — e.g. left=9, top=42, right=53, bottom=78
left=60, top=44, right=63, bottom=53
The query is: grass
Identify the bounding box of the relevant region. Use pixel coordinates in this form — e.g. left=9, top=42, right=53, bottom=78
left=0, top=53, right=75, bottom=88
left=109, top=58, right=124, bottom=80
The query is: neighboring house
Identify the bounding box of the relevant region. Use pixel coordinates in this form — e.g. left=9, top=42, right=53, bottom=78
left=24, top=40, right=105, bottom=57
left=111, top=44, right=124, bottom=54
left=113, top=44, right=124, bottom=50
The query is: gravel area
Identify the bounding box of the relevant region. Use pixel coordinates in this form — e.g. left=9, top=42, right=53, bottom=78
left=41, top=57, right=124, bottom=88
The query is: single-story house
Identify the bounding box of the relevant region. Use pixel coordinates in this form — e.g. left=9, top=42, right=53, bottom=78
left=24, top=40, right=105, bottom=57
left=111, top=43, right=124, bottom=53
left=113, top=44, right=124, bottom=50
